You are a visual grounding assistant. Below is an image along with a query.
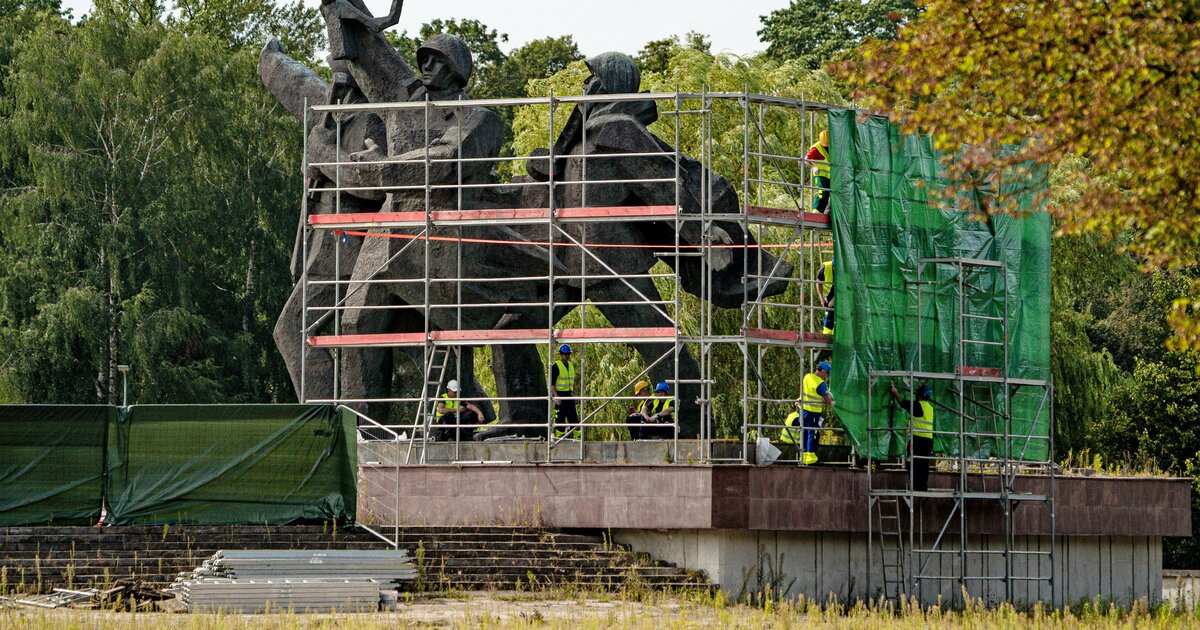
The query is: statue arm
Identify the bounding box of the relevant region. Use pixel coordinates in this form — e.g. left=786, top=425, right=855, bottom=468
left=258, top=38, right=327, bottom=128
left=321, top=0, right=420, bottom=103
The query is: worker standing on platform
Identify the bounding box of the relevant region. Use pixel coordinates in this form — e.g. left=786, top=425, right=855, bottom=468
left=433, top=380, right=484, bottom=442
left=626, top=380, right=653, bottom=439
left=889, top=382, right=934, bottom=491
left=550, top=345, right=579, bottom=434
left=798, top=361, right=835, bottom=465
left=643, top=382, right=675, bottom=439
left=818, top=257, right=834, bottom=336
left=807, top=130, right=831, bottom=214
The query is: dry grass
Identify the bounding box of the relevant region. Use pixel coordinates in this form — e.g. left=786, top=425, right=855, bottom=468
left=1, top=590, right=1198, bottom=629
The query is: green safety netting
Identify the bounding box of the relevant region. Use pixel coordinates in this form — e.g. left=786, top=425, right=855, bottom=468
left=828, top=110, right=1051, bottom=461
left=0, top=406, right=110, bottom=526
left=105, top=405, right=357, bottom=525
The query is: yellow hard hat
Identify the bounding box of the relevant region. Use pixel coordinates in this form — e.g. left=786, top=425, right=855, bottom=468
left=634, top=380, right=651, bottom=392
left=818, top=130, right=828, bottom=146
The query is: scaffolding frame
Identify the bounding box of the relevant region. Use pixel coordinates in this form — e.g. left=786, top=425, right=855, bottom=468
left=289, top=87, right=1054, bottom=600
left=865, top=257, right=1055, bottom=606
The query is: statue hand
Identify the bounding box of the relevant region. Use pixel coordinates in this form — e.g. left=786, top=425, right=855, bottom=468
left=349, top=138, right=385, bottom=162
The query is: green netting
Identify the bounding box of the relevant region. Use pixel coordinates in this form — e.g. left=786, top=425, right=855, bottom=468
left=105, top=405, right=357, bottom=525
left=828, top=110, right=1051, bottom=461
left=0, top=405, right=110, bottom=525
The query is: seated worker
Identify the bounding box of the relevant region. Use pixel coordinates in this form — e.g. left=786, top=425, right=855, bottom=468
left=625, top=380, right=653, bottom=439
left=432, top=380, right=484, bottom=442
left=889, top=382, right=934, bottom=491
left=639, top=382, right=675, bottom=439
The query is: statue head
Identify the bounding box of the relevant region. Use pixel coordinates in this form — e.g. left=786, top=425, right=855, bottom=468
left=418, top=34, right=473, bottom=92
left=583, top=52, right=641, bottom=95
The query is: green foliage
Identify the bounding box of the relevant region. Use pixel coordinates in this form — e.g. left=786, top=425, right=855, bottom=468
left=635, top=31, right=710, bottom=76
left=0, top=4, right=310, bottom=403
left=758, top=0, right=920, bottom=70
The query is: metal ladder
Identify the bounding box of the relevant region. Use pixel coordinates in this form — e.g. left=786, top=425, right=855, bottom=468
left=404, top=346, right=454, bottom=464
left=876, top=496, right=907, bottom=603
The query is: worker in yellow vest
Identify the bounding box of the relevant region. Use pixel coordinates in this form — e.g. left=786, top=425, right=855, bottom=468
left=817, top=257, right=834, bottom=335
left=643, top=382, right=674, bottom=439
left=433, top=379, right=484, bottom=442
left=625, top=380, right=654, bottom=439
left=889, top=382, right=935, bottom=491
left=785, top=361, right=833, bottom=465
left=806, top=130, right=830, bottom=213
left=550, top=344, right=578, bottom=434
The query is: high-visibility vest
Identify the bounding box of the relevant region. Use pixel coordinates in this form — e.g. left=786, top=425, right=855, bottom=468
left=809, top=142, right=830, bottom=178
left=552, top=360, right=575, bottom=393
left=780, top=410, right=801, bottom=444
left=913, top=400, right=934, bottom=439
left=801, top=373, right=827, bottom=413
left=636, top=399, right=651, bottom=415
left=440, top=393, right=458, bottom=412
left=821, top=260, right=834, bottom=301
left=651, top=396, right=673, bottom=415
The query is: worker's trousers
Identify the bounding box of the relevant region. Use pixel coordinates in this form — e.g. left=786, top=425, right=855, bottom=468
left=801, top=409, right=823, bottom=454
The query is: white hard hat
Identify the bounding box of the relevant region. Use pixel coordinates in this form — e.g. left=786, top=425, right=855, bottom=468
left=447, top=380, right=460, bottom=392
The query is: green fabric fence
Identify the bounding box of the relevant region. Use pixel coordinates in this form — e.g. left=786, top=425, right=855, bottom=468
left=0, top=405, right=110, bottom=526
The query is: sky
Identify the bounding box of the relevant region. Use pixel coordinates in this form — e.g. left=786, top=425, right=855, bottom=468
left=57, top=0, right=792, bottom=57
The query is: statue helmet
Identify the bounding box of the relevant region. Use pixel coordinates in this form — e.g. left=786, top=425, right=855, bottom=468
left=418, top=34, right=473, bottom=87
left=585, top=51, right=641, bottom=95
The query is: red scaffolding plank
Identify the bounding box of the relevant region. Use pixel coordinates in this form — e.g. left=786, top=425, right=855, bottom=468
left=309, top=205, right=677, bottom=228
left=746, top=205, right=831, bottom=226
left=956, top=366, right=1003, bottom=378
left=308, top=327, right=678, bottom=348
left=743, top=327, right=832, bottom=345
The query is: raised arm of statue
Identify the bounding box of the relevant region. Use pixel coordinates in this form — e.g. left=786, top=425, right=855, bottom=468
left=321, top=0, right=421, bottom=104
left=258, top=38, right=326, bottom=129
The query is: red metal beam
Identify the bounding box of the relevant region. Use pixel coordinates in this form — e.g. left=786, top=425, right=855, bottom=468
left=957, top=366, right=1003, bottom=378
left=309, top=327, right=679, bottom=347
left=744, top=328, right=832, bottom=345
left=309, top=205, right=678, bottom=227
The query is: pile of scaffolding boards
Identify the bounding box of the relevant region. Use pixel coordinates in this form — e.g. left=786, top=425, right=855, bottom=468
left=168, top=549, right=416, bottom=613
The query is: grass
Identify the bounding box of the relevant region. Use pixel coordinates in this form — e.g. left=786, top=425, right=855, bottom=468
left=2, top=589, right=1199, bottom=629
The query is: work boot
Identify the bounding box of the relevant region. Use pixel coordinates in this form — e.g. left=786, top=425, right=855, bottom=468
left=802, top=451, right=819, bottom=465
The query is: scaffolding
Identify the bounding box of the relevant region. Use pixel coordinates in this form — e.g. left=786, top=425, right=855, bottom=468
left=295, top=91, right=839, bottom=470
left=288, top=88, right=1055, bottom=607
left=865, top=257, right=1055, bottom=606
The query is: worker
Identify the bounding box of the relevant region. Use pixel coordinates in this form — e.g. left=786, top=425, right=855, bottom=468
left=779, top=405, right=803, bottom=454
left=817, top=257, right=834, bottom=335
left=550, top=344, right=579, bottom=435
left=806, top=129, right=830, bottom=214
left=797, top=361, right=834, bottom=465
left=642, top=382, right=674, bottom=439
left=889, top=382, right=934, bottom=491
left=433, top=380, right=484, bottom=442
left=625, top=380, right=654, bottom=439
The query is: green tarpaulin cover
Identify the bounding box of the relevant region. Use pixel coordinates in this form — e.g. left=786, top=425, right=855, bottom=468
left=828, top=110, right=1051, bottom=461
left=0, top=405, right=109, bottom=526
left=105, top=405, right=357, bottom=525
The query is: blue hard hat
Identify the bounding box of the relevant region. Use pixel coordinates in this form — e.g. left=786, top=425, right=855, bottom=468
left=655, top=382, right=670, bottom=393
left=918, top=385, right=933, bottom=399
left=817, top=361, right=832, bottom=373
left=559, top=344, right=572, bottom=354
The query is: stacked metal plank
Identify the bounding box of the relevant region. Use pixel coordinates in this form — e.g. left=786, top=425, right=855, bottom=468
left=170, top=549, right=416, bottom=613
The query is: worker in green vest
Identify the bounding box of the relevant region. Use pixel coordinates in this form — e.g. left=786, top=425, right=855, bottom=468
left=433, top=379, right=484, bottom=442
left=787, top=361, right=833, bottom=465
left=626, top=380, right=654, bottom=439
left=818, top=257, right=834, bottom=335
left=806, top=129, right=830, bottom=214
left=889, top=382, right=934, bottom=491
left=550, top=344, right=578, bottom=434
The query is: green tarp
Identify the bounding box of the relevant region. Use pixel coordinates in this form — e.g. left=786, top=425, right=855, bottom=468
left=0, top=405, right=110, bottom=526
left=104, top=405, right=357, bottom=525
left=828, top=110, right=1051, bottom=461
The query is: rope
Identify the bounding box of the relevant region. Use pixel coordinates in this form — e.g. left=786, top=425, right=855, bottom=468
left=337, top=230, right=833, bottom=250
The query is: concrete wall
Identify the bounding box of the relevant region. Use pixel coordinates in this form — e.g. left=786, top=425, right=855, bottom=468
left=615, top=529, right=1163, bottom=607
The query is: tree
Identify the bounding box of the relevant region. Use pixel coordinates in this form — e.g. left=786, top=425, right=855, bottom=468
left=834, top=0, right=1200, bottom=349
left=636, top=31, right=711, bottom=75
left=505, top=35, right=582, bottom=96
left=758, top=0, right=920, bottom=69
left=171, top=0, right=324, bottom=60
